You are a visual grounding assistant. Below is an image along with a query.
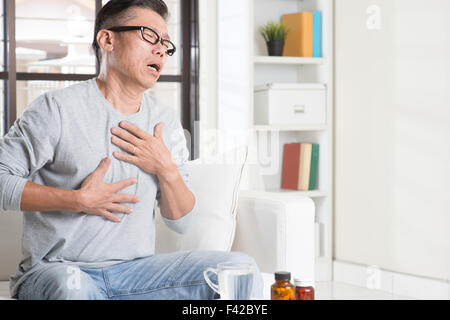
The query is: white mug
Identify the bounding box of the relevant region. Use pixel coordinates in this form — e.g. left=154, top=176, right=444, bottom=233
left=203, top=262, right=255, bottom=300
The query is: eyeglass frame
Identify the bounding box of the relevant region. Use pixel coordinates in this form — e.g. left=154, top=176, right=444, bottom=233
left=106, top=26, right=176, bottom=56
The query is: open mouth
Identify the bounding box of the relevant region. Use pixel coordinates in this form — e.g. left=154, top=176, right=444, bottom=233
left=147, top=64, right=161, bottom=72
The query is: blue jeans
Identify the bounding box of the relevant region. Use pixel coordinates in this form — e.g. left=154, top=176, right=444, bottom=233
left=16, top=251, right=264, bottom=300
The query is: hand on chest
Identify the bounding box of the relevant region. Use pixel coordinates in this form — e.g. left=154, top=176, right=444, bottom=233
left=55, top=119, right=173, bottom=183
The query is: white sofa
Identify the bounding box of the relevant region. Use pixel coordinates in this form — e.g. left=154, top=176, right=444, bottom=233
left=232, top=189, right=316, bottom=299
left=233, top=190, right=315, bottom=282
left=0, top=190, right=315, bottom=299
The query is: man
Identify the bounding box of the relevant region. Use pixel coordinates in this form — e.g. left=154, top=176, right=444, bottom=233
left=0, top=0, right=263, bottom=300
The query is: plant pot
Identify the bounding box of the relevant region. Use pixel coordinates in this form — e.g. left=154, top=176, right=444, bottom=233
left=266, top=40, right=284, bottom=56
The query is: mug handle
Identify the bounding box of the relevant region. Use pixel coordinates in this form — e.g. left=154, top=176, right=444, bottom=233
left=203, top=267, right=220, bottom=295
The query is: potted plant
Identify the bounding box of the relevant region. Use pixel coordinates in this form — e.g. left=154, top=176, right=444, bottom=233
left=259, top=21, right=289, bottom=56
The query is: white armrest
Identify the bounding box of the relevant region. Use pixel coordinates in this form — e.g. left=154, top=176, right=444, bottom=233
left=231, top=190, right=315, bottom=281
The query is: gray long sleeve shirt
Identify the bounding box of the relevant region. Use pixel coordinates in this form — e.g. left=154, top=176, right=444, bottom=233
left=0, top=78, right=197, bottom=298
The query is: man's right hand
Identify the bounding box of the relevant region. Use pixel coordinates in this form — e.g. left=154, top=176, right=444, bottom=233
left=75, top=157, right=140, bottom=222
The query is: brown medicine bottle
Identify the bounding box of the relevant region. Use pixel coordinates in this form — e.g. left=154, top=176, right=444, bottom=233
left=270, top=271, right=295, bottom=300
left=294, top=278, right=315, bottom=300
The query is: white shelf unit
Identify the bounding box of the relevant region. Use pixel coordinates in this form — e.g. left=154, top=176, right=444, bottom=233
left=248, top=0, right=334, bottom=281
left=265, top=189, right=329, bottom=198
left=254, top=124, right=328, bottom=131
left=253, top=55, right=326, bottom=65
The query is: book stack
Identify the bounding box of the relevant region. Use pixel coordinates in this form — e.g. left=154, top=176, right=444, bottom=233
left=282, top=11, right=322, bottom=57
left=281, top=143, right=319, bottom=191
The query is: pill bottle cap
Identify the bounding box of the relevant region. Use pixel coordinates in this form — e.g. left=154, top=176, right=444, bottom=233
left=274, top=271, right=291, bottom=281
left=294, top=278, right=314, bottom=287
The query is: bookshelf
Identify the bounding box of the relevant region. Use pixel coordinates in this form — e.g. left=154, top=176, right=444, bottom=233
left=248, top=0, right=334, bottom=281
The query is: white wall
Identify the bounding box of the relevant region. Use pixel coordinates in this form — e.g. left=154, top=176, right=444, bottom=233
left=199, top=0, right=218, bottom=159
left=335, top=0, right=450, bottom=281
left=217, top=0, right=251, bottom=154
left=199, top=0, right=252, bottom=162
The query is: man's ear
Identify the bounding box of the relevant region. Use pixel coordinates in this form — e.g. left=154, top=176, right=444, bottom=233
left=97, top=29, right=115, bottom=52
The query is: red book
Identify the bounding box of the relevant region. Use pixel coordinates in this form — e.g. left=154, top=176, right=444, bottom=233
left=281, top=143, right=301, bottom=190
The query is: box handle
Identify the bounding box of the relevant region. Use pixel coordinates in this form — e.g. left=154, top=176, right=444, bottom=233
left=293, top=105, right=305, bottom=114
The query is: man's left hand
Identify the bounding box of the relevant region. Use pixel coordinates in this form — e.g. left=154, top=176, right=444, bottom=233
left=110, top=121, right=177, bottom=180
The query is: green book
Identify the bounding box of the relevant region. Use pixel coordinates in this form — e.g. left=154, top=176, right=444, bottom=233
left=309, top=144, right=319, bottom=190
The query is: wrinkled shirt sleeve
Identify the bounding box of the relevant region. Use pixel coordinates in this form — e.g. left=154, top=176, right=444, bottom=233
left=0, top=94, right=61, bottom=212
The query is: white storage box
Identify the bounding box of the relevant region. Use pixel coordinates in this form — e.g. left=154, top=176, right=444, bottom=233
left=254, top=83, right=326, bottom=125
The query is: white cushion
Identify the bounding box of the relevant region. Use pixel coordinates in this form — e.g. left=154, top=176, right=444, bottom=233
left=155, top=146, right=248, bottom=253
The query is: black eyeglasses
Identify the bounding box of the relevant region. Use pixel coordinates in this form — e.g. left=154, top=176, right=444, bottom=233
left=107, top=26, right=176, bottom=56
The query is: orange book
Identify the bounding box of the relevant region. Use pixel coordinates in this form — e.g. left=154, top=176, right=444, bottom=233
left=281, top=143, right=301, bottom=190
left=282, top=12, right=313, bottom=57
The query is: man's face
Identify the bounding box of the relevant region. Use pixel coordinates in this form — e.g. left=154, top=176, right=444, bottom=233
left=109, top=8, right=170, bottom=89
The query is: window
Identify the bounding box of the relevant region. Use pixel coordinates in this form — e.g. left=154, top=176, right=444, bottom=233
left=1, top=0, right=199, bottom=159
